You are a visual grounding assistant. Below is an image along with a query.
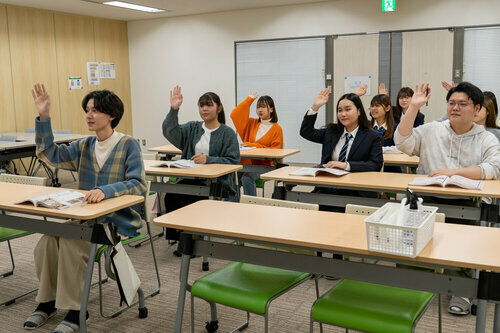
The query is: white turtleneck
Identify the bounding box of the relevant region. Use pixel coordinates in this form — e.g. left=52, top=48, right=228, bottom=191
left=95, top=131, right=124, bottom=168
left=255, top=118, right=273, bottom=141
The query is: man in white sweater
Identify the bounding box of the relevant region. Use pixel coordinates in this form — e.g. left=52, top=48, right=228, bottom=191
left=395, top=81, right=500, bottom=180
left=394, top=81, right=500, bottom=316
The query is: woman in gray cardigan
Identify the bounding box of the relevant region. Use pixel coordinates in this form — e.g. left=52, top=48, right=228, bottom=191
left=162, top=86, right=240, bottom=255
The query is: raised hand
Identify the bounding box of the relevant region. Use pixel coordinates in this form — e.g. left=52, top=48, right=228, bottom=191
left=354, top=84, right=368, bottom=97
left=32, top=83, right=51, bottom=121
left=311, top=87, right=331, bottom=111
left=441, top=81, right=455, bottom=92
left=378, top=83, right=388, bottom=95
left=170, top=85, right=183, bottom=110
left=249, top=92, right=258, bottom=100
left=410, top=83, right=431, bottom=109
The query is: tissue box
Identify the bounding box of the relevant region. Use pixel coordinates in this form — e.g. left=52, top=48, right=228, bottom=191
left=364, top=202, right=438, bottom=258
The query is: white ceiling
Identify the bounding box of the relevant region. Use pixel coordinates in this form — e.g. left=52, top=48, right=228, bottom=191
left=0, top=0, right=333, bottom=21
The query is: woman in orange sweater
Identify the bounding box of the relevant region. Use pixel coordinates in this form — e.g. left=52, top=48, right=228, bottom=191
left=230, top=93, right=283, bottom=196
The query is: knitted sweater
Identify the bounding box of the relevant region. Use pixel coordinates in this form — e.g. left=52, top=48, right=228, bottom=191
left=230, top=96, right=283, bottom=166
left=162, top=108, right=240, bottom=194
left=35, top=117, right=147, bottom=237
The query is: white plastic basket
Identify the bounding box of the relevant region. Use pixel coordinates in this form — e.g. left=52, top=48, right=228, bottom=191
left=364, top=202, right=438, bottom=258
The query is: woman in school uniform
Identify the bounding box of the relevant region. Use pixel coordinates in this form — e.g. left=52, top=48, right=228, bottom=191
left=162, top=86, right=240, bottom=254
left=300, top=87, right=383, bottom=208
left=230, top=93, right=283, bottom=196
left=393, top=87, right=425, bottom=127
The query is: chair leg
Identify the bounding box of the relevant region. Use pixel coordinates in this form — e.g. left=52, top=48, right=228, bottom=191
left=191, top=293, right=195, bottom=333
left=313, top=275, right=324, bottom=333
left=1, top=240, right=15, bottom=277
left=438, top=294, right=442, bottom=333
left=0, top=240, right=39, bottom=306
left=264, top=311, right=268, bottom=333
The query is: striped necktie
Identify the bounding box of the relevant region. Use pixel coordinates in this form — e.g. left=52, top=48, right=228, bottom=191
left=338, top=133, right=352, bottom=162
left=375, top=126, right=386, bottom=136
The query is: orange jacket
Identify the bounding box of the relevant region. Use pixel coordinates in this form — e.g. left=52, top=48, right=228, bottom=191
left=230, top=96, right=283, bottom=166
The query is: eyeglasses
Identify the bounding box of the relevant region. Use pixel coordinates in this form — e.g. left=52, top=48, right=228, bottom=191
left=447, top=101, right=473, bottom=109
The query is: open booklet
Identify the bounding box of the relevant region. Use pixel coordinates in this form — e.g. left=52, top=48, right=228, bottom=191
left=154, top=159, right=201, bottom=169
left=16, top=190, right=85, bottom=209
left=290, top=167, right=349, bottom=177
left=409, top=175, right=484, bottom=190
left=240, top=146, right=257, bottom=151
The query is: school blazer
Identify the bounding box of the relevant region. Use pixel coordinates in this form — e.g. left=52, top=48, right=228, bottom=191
left=300, top=112, right=383, bottom=172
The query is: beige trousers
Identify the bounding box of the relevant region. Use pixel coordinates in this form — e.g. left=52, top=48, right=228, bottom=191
left=34, top=234, right=91, bottom=310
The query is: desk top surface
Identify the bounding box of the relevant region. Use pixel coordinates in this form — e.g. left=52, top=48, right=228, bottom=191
left=143, top=159, right=242, bottom=178
left=261, top=166, right=500, bottom=198
left=0, top=182, right=143, bottom=220
left=0, top=133, right=87, bottom=151
left=383, top=153, right=420, bottom=166
left=148, top=144, right=300, bottom=159
left=153, top=200, right=500, bottom=272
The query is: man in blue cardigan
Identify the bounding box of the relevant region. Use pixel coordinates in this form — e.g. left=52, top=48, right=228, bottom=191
left=24, top=84, right=146, bottom=333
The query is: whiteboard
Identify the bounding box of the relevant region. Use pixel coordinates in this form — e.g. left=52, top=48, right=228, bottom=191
left=235, top=38, right=326, bottom=164
left=463, top=27, right=500, bottom=103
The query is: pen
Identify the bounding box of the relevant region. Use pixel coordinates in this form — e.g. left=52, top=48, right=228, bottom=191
left=81, top=201, right=87, bottom=207
left=425, top=87, right=429, bottom=106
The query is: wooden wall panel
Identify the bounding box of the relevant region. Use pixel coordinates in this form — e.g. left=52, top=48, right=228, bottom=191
left=402, top=30, right=453, bottom=121
left=93, top=18, right=133, bottom=135
left=54, top=13, right=95, bottom=135
left=333, top=34, right=379, bottom=121
left=7, top=6, right=61, bottom=131
left=0, top=5, right=16, bottom=132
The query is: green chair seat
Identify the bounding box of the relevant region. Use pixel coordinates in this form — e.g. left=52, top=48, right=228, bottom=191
left=192, top=262, right=310, bottom=314
left=0, top=227, right=30, bottom=241
left=312, top=280, right=434, bottom=333
left=255, top=179, right=267, bottom=188
left=95, top=234, right=147, bottom=260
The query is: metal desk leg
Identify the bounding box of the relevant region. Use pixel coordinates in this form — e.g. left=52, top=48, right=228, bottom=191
left=494, top=303, right=500, bottom=333
left=80, top=243, right=98, bottom=333
left=175, top=254, right=192, bottom=333
left=475, top=299, right=487, bottom=333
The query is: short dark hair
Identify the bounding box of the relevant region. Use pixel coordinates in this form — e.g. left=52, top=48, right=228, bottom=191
left=327, top=93, right=371, bottom=131
left=81, top=90, right=124, bottom=128
left=256, top=96, right=278, bottom=123
left=370, top=94, right=395, bottom=140
left=446, top=81, right=484, bottom=107
left=198, top=92, right=225, bottom=124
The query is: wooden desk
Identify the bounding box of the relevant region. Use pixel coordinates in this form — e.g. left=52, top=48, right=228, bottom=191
left=0, top=182, right=143, bottom=333
left=0, top=132, right=88, bottom=186
left=154, top=200, right=500, bottom=333
left=261, top=166, right=500, bottom=221
left=383, top=153, right=419, bottom=169
left=148, top=144, right=300, bottom=173
left=144, top=159, right=242, bottom=197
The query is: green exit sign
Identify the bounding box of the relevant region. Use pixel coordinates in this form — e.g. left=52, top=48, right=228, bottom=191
left=382, top=0, right=396, bottom=12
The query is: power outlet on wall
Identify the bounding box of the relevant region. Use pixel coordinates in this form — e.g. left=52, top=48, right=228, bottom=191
left=141, top=139, right=146, bottom=146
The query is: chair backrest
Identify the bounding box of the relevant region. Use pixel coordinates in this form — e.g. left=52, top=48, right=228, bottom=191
left=346, top=203, right=445, bottom=223
left=0, top=135, right=17, bottom=142
left=0, top=174, right=47, bottom=186
left=240, top=195, right=318, bottom=211
left=345, top=204, right=378, bottom=216
left=53, top=129, right=71, bottom=135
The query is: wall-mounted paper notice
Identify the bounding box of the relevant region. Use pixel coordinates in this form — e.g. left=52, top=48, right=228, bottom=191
left=99, top=62, right=116, bottom=79
left=87, top=62, right=100, bottom=86
left=68, top=77, right=83, bottom=90
left=344, top=76, right=371, bottom=95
